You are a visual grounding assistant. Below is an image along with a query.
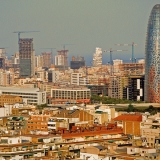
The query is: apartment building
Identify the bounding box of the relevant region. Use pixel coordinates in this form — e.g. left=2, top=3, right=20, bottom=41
left=35, top=55, right=43, bottom=68
left=0, top=94, right=22, bottom=106
left=71, top=73, right=88, bottom=86
left=0, top=86, right=46, bottom=105
left=48, top=70, right=60, bottom=83
left=0, top=71, right=14, bottom=86
left=141, top=113, right=160, bottom=148
left=6, top=116, right=27, bottom=133
left=108, top=76, right=127, bottom=99
left=0, top=135, right=45, bottom=160
left=51, top=87, right=91, bottom=104
left=55, top=50, right=68, bottom=70
left=27, top=115, right=50, bottom=133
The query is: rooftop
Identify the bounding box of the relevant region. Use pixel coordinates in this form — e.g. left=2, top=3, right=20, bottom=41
left=114, top=114, right=142, bottom=121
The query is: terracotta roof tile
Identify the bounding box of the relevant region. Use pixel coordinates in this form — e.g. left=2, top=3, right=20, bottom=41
left=114, top=114, right=142, bottom=121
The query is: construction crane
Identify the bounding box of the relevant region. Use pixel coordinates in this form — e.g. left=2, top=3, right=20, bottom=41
left=62, top=44, right=74, bottom=50
left=13, top=31, right=39, bottom=42
left=115, top=42, right=137, bottom=63
left=61, top=44, right=75, bottom=70
left=104, top=48, right=127, bottom=75
left=41, top=48, right=56, bottom=64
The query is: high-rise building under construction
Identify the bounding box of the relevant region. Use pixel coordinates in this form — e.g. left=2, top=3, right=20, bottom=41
left=145, top=4, right=160, bottom=102
left=92, top=47, right=102, bottom=67
left=19, top=38, right=35, bottom=77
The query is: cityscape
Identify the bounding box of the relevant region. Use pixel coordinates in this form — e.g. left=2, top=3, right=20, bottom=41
left=0, top=1, right=160, bottom=160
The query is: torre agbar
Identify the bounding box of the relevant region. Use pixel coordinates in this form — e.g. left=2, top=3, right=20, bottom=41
left=145, top=4, right=160, bottom=102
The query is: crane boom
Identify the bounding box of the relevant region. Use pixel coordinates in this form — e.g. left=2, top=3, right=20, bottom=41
left=115, top=42, right=137, bottom=63
left=104, top=48, right=127, bottom=75
left=13, top=31, right=39, bottom=42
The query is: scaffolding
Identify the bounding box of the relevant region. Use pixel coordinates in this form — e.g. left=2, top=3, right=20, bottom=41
left=119, top=63, right=144, bottom=76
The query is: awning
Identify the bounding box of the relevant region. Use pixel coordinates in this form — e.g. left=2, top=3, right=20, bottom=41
left=22, top=146, right=28, bottom=148
left=20, top=117, right=23, bottom=120
left=95, top=111, right=103, bottom=114
left=12, top=117, right=17, bottom=120
left=24, top=153, right=33, bottom=156
left=108, top=140, right=115, bottom=143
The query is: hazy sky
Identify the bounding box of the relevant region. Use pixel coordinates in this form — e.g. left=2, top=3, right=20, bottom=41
left=0, top=0, right=159, bottom=64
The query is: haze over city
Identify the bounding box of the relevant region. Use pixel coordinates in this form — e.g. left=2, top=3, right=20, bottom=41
left=0, top=0, right=160, bottom=65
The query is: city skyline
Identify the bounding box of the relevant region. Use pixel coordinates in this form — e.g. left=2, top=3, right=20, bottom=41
left=0, top=1, right=160, bottom=64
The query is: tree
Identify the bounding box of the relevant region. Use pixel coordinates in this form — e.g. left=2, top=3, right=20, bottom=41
left=36, top=103, right=47, bottom=110
left=127, top=103, right=135, bottom=112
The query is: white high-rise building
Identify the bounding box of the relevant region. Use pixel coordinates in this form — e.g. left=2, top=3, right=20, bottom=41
left=71, top=73, right=88, bottom=86
left=92, top=47, right=102, bottom=67
left=55, top=54, right=65, bottom=66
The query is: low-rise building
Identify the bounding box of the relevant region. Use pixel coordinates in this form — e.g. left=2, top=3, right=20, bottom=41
left=114, top=114, right=142, bottom=136
left=51, top=86, right=91, bottom=104
left=0, top=86, right=46, bottom=105
left=0, top=94, right=23, bottom=106
left=27, top=115, right=50, bottom=134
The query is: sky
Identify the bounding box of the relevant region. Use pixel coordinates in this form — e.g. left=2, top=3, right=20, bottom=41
left=0, top=0, right=160, bottom=65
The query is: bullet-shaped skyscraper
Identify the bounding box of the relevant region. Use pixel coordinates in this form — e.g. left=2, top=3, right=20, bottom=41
left=19, top=38, right=35, bottom=77
left=145, top=4, right=160, bottom=102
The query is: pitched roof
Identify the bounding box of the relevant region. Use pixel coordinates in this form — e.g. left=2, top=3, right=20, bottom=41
left=114, top=114, right=142, bottom=122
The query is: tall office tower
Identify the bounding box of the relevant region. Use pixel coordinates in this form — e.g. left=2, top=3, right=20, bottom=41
left=92, top=47, right=102, bottom=67
left=19, top=38, right=35, bottom=77
left=70, top=56, right=85, bottom=69
left=42, top=52, right=52, bottom=68
left=55, top=50, right=68, bottom=70
left=145, top=4, right=160, bottom=102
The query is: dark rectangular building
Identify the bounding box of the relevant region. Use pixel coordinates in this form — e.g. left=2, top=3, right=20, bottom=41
left=123, top=76, right=144, bottom=101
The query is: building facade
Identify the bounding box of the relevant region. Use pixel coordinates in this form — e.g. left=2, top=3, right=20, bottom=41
left=0, top=87, right=46, bottom=105
left=48, top=70, right=60, bottom=83
left=42, top=52, right=52, bottom=68
left=0, top=71, right=14, bottom=86
left=0, top=95, right=23, bottom=106
left=19, top=38, right=35, bottom=78
left=92, top=47, right=102, bottom=67
left=55, top=50, right=68, bottom=70
left=70, top=56, right=85, bottom=69
left=123, top=75, right=144, bottom=101
left=145, top=4, right=160, bottom=102
left=71, top=73, right=87, bottom=86
left=51, top=87, right=91, bottom=104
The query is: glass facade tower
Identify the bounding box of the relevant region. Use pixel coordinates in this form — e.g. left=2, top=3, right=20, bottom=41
left=145, top=4, right=160, bottom=102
